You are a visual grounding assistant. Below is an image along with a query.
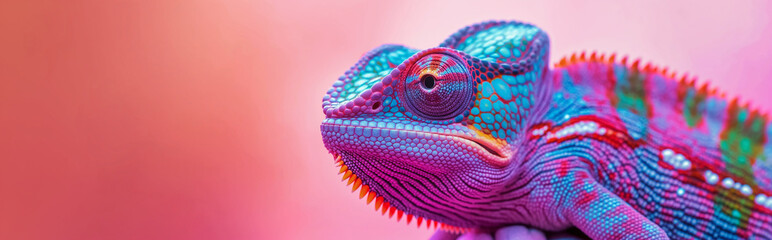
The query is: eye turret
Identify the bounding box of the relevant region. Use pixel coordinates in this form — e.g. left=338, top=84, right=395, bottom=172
left=402, top=53, right=474, bottom=121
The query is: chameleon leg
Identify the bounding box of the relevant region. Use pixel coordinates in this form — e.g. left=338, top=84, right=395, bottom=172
left=430, top=226, right=586, bottom=240
left=494, top=225, right=546, bottom=240
left=565, top=175, right=669, bottom=240
left=457, top=232, right=493, bottom=240
left=429, top=230, right=460, bottom=240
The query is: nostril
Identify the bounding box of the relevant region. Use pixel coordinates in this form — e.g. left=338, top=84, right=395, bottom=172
left=372, top=102, right=381, bottom=110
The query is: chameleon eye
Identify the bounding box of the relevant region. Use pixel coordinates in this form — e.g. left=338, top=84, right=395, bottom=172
left=403, top=53, right=474, bottom=121
left=420, top=75, right=436, bottom=90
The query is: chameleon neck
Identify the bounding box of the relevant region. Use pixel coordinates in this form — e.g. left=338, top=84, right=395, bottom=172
left=530, top=65, right=772, bottom=238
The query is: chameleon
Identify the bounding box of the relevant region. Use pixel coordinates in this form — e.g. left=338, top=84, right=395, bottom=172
left=319, top=20, right=772, bottom=239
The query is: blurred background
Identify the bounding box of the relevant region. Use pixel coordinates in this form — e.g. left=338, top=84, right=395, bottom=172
left=1, top=1, right=770, bottom=239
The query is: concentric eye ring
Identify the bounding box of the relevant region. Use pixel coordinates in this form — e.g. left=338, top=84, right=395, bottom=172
left=402, top=53, right=474, bottom=121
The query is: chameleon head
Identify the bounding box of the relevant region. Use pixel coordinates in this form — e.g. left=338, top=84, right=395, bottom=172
left=320, top=21, right=550, bottom=230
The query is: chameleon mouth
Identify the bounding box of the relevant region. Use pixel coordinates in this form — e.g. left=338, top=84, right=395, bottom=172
left=330, top=152, right=471, bottom=234
left=320, top=120, right=510, bottom=167
left=464, top=136, right=506, bottom=159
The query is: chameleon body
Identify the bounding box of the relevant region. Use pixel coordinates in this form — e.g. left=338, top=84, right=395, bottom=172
left=320, top=21, right=772, bottom=239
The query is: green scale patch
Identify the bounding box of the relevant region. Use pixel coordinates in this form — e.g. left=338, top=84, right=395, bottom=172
left=610, top=65, right=650, bottom=119
left=720, top=103, right=768, bottom=181
left=682, top=87, right=709, bottom=128
left=607, top=64, right=652, bottom=140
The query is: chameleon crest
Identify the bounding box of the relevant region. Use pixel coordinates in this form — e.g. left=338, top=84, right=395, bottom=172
left=321, top=20, right=772, bottom=239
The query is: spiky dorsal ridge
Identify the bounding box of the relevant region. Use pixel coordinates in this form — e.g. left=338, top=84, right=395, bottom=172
left=554, top=51, right=771, bottom=123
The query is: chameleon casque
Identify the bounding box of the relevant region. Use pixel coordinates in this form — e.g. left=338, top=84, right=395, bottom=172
left=320, top=20, right=772, bottom=239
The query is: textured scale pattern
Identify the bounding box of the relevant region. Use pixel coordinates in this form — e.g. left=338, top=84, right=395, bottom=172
left=320, top=20, right=772, bottom=240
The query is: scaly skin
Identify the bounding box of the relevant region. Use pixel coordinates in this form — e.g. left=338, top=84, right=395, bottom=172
left=320, top=20, right=772, bottom=239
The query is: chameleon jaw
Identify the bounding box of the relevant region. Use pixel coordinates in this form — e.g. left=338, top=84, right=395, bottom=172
left=330, top=152, right=471, bottom=234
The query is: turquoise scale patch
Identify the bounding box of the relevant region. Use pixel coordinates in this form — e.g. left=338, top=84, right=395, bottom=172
left=481, top=113, right=495, bottom=124
left=479, top=99, right=493, bottom=112
left=508, top=102, right=518, bottom=113
left=492, top=78, right=512, bottom=100
left=481, top=82, right=494, bottom=97
left=495, top=114, right=503, bottom=123
left=499, top=48, right=511, bottom=57
left=517, top=74, right=526, bottom=84
left=341, top=47, right=416, bottom=101
left=502, top=75, right=517, bottom=85
left=522, top=96, right=530, bottom=108
left=484, top=45, right=496, bottom=55
left=493, top=101, right=504, bottom=111
left=457, top=23, right=538, bottom=63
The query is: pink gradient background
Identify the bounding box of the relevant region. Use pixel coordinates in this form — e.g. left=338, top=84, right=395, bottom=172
left=1, top=1, right=770, bottom=239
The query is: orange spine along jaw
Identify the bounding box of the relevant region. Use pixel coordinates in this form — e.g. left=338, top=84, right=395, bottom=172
left=331, top=152, right=470, bottom=234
